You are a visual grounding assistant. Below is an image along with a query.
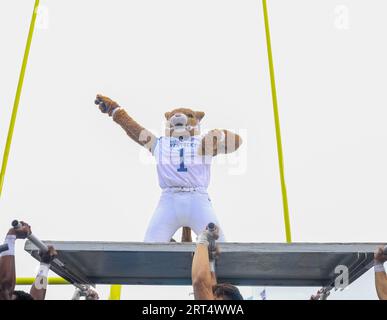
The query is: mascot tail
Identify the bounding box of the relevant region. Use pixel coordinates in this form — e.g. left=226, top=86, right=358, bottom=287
left=169, top=227, right=192, bottom=243
left=181, top=227, right=192, bottom=242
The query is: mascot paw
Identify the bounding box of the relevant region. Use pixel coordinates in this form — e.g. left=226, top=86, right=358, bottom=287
left=199, top=129, right=224, bottom=156
left=95, top=94, right=120, bottom=116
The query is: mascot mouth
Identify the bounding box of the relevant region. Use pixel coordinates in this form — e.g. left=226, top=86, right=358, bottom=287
left=172, top=123, right=188, bottom=133
left=170, top=114, right=188, bottom=130
left=169, top=113, right=199, bottom=133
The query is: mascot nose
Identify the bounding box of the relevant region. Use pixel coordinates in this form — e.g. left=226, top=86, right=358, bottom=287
left=171, top=113, right=187, bottom=127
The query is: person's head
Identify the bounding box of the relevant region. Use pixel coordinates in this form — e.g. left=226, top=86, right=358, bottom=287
left=12, top=290, right=34, bottom=300
left=212, top=283, right=243, bottom=300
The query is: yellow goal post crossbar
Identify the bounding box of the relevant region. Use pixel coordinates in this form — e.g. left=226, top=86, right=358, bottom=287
left=16, top=277, right=122, bottom=300
left=16, top=277, right=69, bottom=285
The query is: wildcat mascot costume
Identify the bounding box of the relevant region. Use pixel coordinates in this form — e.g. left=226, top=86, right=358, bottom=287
left=95, top=94, right=242, bottom=242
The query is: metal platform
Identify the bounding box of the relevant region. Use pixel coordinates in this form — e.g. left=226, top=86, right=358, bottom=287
left=24, top=242, right=377, bottom=287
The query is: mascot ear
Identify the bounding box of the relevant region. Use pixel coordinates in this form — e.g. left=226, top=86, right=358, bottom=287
left=195, top=111, right=205, bottom=121
left=164, top=112, right=171, bottom=120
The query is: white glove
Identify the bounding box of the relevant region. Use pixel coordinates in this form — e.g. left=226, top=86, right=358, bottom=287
left=196, top=224, right=219, bottom=247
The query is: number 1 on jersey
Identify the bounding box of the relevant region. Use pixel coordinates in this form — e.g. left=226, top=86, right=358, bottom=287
left=177, top=148, right=188, bottom=172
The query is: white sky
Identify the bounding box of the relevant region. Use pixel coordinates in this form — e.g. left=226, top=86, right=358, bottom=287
left=0, top=0, right=386, bottom=299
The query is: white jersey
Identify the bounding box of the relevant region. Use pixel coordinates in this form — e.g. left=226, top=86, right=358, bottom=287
left=153, top=136, right=212, bottom=189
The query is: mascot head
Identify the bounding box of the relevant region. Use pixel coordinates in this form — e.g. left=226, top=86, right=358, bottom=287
left=164, top=108, right=205, bottom=138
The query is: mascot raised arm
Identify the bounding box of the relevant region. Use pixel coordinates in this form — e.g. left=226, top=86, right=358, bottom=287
left=95, top=94, right=242, bottom=242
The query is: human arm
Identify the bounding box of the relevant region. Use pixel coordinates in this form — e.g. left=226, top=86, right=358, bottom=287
left=374, top=246, right=387, bottom=300
left=192, top=244, right=214, bottom=300
left=192, top=226, right=219, bottom=300
left=0, top=222, right=31, bottom=300
left=30, top=246, right=57, bottom=300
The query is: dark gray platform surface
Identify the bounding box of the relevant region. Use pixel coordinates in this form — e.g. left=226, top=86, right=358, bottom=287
left=24, top=241, right=378, bottom=287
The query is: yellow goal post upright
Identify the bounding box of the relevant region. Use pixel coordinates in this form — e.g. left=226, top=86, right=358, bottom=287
left=262, top=0, right=292, bottom=243
left=0, top=0, right=39, bottom=196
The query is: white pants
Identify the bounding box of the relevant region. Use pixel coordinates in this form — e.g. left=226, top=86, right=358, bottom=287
left=144, top=189, right=225, bottom=242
